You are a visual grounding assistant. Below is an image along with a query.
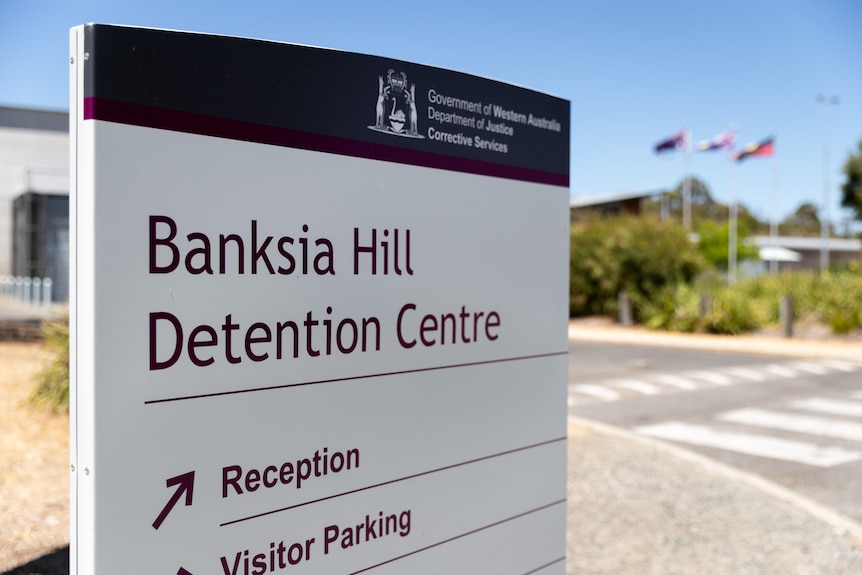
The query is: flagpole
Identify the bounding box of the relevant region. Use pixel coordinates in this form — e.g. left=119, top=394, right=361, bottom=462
left=729, top=161, right=738, bottom=285
left=818, top=94, right=839, bottom=272
left=769, top=154, right=779, bottom=274
left=683, top=127, right=692, bottom=231
left=660, top=148, right=670, bottom=221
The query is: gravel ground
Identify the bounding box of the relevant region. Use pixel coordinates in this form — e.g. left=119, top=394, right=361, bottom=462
left=566, top=419, right=862, bottom=574
left=0, top=342, right=68, bottom=575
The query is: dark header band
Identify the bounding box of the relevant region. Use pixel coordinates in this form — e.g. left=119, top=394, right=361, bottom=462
left=81, top=25, right=569, bottom=186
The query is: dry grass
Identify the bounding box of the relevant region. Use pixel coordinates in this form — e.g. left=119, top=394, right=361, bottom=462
left=0, top=342, right=69, bottom=573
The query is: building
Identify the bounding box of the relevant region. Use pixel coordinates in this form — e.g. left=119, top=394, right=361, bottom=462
left=0, top=106, right=69, bottom=301
left=754, top=235, right=862, bottom=272
left=570, top=190, right=658, bottom=220
left=570, top=190, right=862, bottom=273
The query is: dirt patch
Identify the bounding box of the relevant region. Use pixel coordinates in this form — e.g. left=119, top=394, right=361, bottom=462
left=0, top=342, right=69, bottom=574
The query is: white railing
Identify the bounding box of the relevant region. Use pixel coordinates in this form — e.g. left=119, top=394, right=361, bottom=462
left=0, top=275, right=53, bottom=311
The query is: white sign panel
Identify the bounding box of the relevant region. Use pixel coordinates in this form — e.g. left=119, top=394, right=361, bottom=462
left=70, top=24, right=570, bottom=574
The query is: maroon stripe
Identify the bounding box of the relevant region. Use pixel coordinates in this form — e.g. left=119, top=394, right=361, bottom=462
left=83, top=97, right=568, bottom=187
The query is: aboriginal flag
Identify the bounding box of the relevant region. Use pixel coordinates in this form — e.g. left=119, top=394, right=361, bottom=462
left=734, top=137, right=774, bottom=162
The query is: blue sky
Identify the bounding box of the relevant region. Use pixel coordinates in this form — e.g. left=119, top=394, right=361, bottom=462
left=2, top=0, right=860, bottom=229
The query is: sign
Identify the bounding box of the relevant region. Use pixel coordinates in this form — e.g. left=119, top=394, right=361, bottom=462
left=69, top=24, right=570, bottom=574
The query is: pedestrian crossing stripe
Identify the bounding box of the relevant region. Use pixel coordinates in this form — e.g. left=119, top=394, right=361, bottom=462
left=685, top=370, right=732, bottom=385
left=788, top=397, right=862, bottom=418
left=569, top=384, right=619, bottom=401
left=636, top=421, right=862, bottom=467
left=651, top=374, right=697, bottom=390
left=723, top=367, right=767, bottom=381
left=718, top=408, right=862, bottom=442
left=568, top=358, right=862, bottom=405
left=819, top=359, right=861, bottom=372
left=786, top=360, right=831, bottom=375
left=605, top=379, right=660, bottom=395
left=762, top=364, right=799, bottom=378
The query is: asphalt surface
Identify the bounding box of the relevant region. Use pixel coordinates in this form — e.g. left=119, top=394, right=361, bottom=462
left=568, top=320, right=862, bottom=574
left=3, top=298, right=862, bottom=574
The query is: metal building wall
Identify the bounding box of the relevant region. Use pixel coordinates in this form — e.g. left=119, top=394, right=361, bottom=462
left=12, top=191, right=69, bottom=302
left=0, top=106, right=69, bottom=277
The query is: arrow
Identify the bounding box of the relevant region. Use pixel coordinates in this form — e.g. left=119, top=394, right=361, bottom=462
left=152, top=471, right=195, bottom=530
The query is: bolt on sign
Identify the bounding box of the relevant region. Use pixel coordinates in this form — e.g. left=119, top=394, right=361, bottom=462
left=69, top=24, right=570, bottom=574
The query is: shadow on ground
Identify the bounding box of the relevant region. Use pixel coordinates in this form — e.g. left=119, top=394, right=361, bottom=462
left=1, top=547, right=69, bottom=575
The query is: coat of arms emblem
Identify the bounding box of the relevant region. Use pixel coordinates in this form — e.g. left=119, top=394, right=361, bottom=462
left=368, top=69, right=424, bottom=138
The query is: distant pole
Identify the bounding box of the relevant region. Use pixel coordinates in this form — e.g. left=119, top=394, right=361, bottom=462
left=817, top=94, right=839, bottom=272
left=683, top=127, right=692, bottom=231
left=659, top=149, right=669, bottom=221
left=769, top=155, right=779, bottom=274
left=729, top=162, right=738, bottom=284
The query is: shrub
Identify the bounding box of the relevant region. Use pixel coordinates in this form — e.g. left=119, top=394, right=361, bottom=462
left=569, top=215, right=704, bottom=318
left=28, top=313, right=70, bottom=413
left=818, top=271, right=862, bottom=334
left=702, top=288, right=766, bottom=335
left=635, top=268, right=862, bottom=336
left=636, top=283, right=703, bottom=332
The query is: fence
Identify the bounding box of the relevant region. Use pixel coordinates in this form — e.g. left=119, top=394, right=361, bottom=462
left=0, top=276, right=53, bottom=312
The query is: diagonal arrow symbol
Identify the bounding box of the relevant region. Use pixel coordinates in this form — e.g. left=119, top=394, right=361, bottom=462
left=153, top=471, right=195, bottom=530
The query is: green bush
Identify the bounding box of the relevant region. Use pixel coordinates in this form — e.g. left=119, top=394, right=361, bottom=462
left=569, top=216, right=704, bottom=318
left=29, top=313, right=70, bottom=413
left=818, top=271, right=862, bottom=334
left=636, top=283, right=704, bottom=332
left=702, top=288, right=766, bottom=335
left=697, top=219, right=759, bottom=270
left=634, top=268, right=862, bottom=336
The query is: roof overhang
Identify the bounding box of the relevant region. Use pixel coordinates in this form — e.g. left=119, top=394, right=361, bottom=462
left=759, top=246, right=802, bottom=262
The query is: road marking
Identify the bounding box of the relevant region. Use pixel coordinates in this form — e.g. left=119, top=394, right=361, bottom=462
left=571, top=359, right=856, bottom=406
left=605, top=379, right=660, bottom=395
left=650, top=374, right=697, bottom=390
left=718, top=408, right=862, bottom=442
left=569, top=384, right=620, bottom=401
left=636, top=421, right=862, bottom=467
left=819, top=359, right=861, bottom=373
left=852, top=392, right=862, bottom=401
left=763, top=364, right=799, bottom=378
left=789, top=397, right=862, bottom=418
left=722, top=367, right=767, bottom=381
left=786, top=361, right=831, bottom=375
left=685, top=370, right=732, bottom=385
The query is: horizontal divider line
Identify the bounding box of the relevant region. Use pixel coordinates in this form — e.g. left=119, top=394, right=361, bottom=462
left=220, top=436, right=566, bottom=527
left=346, top=499, right=566, bottom=574
left=145, top=350, right=568, bottom=405
left=523, top=556, right=567, bottom=574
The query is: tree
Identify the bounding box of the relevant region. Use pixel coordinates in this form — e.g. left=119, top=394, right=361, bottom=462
left=841, top=138, right=862, bottom=221
left=670, top=177, right=725, bottom=222
left=781, top=202, right=821, bottom=236
left=735, top=203, right=767, bottom=236
left=643, top=176, right=767, bottom=233
left=697, top=219, right=759, bottom=271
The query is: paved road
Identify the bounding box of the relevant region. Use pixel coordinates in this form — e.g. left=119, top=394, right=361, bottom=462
left=568, top=340, right=862, bottom=524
